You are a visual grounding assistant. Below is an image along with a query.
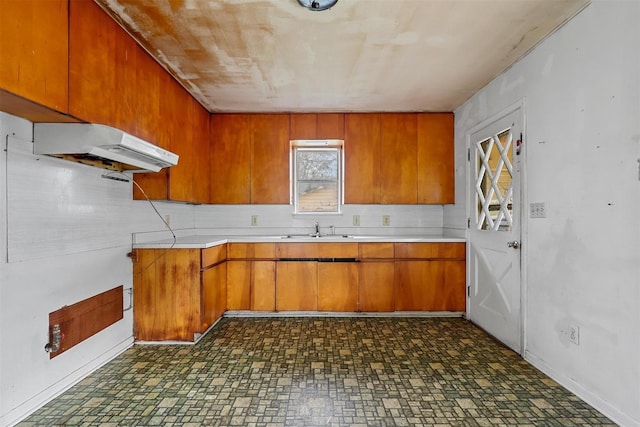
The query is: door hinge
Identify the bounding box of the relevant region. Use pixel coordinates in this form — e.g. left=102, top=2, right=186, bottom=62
left=467, top=148, right=470, bottom=161
left=467, top=284, right=470, bottom=297
left=516, top=132, right=523, bottom=155
left=467, top=217, right=471, bottom=228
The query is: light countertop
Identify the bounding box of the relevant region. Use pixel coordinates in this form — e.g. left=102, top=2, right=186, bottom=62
left=133, top=234, right=466, bottom=249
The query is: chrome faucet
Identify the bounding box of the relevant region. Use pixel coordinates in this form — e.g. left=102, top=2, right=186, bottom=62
left=313, top=221, right=320, bottom=237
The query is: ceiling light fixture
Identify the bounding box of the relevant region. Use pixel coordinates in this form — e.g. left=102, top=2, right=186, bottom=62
left=297, top=0, right=338, bottom=11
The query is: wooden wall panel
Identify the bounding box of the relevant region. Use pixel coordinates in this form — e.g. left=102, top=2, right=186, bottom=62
left=48, top=286, right=123, bottom=358
left=317, top=113, right=345, bottom=139
left=290, top=113, right=317, bottom=140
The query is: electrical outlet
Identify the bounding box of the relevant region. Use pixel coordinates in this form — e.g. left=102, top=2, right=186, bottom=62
left=353, top=215, right=360, bottom=226
left=382, top=215, right=391, bottom=226
left=530, top=202, right=546, bottom=218
left=251, top=215, right=258, bottom=226
left=568, top=325, right=580, bottom=345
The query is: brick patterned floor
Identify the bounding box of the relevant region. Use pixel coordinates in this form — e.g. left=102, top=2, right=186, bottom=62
left=19, top=317, right=615, bottom=426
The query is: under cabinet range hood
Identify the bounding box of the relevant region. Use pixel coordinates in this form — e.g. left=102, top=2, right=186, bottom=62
left=34, top=123, right=179, bottom=172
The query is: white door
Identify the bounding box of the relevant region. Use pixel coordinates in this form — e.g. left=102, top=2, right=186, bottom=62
left=468, top=107, right=523, bottom=354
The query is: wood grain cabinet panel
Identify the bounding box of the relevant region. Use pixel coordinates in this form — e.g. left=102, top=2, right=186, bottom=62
left=276, top=261, right=317, bottom=311
left=133, top=249, right=202, bottom=341
left=380, top=113, right=418, bottom=204
left=344, top=113, right=381, bottom=204
left=227, top=260, right=251, bottom=310
left=417, top=113, right=455, bottom=204
left=251, top=114, right=290, bottom=204
left=134, top=247, right=227, bottom=342
left=0, top=0, right=69, bottom=117
left=359, top=262, right=395, bottom=312
left=290, top=113, right=318, bottom=140
left=317, top=262, right=358, bottom=312
left=290, top=113, right=345, bottom=140
left=210, top=114, right=252, bottom=203
left=252, top=261, right=276, bottom=311
left=394, top=260, right=465, bottom=311
left=202, top=262, right=227, bottom=330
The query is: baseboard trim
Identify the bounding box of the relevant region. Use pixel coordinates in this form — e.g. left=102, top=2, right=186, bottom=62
left=525, top=350, right=639, bottom=427
left=2, top=336, right=134, bottom=427
left=224, top=311, right=465, bottom=318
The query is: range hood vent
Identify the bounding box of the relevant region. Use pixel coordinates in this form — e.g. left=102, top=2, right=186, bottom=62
left=34, top=123, right=179, bottom=173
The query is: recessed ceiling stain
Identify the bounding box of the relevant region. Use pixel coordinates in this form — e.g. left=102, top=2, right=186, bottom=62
left=95, top=0, right=590, bottom=113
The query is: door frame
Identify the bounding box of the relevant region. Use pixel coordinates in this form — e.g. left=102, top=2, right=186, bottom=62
left=465, top=98, right=528, bottom=355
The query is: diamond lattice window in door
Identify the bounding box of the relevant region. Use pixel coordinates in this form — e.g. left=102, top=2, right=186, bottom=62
left=476, top=128, right=513, bottom=231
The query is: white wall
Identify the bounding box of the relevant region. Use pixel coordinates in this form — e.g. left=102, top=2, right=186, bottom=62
left=451, top=1, right=640, bottom=425
left=0, top=112, right=196, bottom=426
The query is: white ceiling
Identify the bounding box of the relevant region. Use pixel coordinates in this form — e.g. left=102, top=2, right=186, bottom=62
left=96, top=0, right=589, bottom=113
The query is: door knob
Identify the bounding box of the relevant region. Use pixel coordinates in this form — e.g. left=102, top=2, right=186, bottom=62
left=507, top=240, right=520, bottom=249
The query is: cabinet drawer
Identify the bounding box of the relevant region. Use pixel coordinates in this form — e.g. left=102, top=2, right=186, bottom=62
left=202, top=244, right=227, bottom=268
left=394, top=242, right=465, bottom=260
left=277, top=242, right=358, bottom=259
left=228, top=243, right=276, bottom=260
left=358, top=243, right=394, bottom=259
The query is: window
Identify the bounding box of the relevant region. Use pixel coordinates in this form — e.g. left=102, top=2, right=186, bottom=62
left=291, top=140, right=344, bottom=214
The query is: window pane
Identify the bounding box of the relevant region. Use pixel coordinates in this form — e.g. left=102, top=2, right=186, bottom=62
left=296, top=150, right=338, bottom=181
left=297, top=182, right=338, bottom=212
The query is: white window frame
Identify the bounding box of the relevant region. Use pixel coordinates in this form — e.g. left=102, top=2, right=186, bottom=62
left=290, top=139, right=344, bottom=214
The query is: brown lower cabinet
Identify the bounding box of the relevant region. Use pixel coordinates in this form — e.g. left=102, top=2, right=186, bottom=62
left=227, top=260, right=276, bottom=311
left=318, top=262, right=359, bottom=312
left=359, top=261, right=395, bottom=312
left=133, top=245, right=226, bottom=342
left=276, top=261, right=317, bottom=311
left=133, top=241, right=465, bottom=341
left=394, top=260, right=466, bottom=311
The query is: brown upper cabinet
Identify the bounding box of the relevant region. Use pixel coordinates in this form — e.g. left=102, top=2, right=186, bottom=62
left=290, top=113, right=345, bottom=140
left=0, top=0, right=72, bottom=122
left=380, top=113, right=418, bottom=204
left=345, top=113, right=382, bottom=204
left=417, top=113, right=455, bottom=204
left=210, top=114, right=290, bottom=204
left=344, top=112, right=453, bottom=205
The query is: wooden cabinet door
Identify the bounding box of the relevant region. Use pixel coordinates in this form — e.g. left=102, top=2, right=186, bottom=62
left=344, top=113, right=381, bottom=204
left=317, top=262, right=358, bottom=312
left=394, top=260, right=465, bottom=311
left=133, top=249, right=201, bottom=341
left=276, top=261, right=317, bottom=311
left=191, top=99, right=212, bottom=204
left=165, top=79, right=193, bottom=202
left=359, top=262, right=395, bottom=312
left=0, top=0, right=69, bottom=116
left=417, top=113, right=455, bottom=204
left=252, top=261, right=276, bottom=311
left=380, top=113, right=418, bottom=203
left=210, top=114, right=251, bottom=203
left=69, top=0, right=117, bottom=125
left=202, top=262, right=227, bottom=331
left=251, top=114, right=290, bottom=204
left=227, top=261, right=251, bottom=310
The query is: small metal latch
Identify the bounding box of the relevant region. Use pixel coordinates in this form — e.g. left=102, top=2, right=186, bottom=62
left=507, top=240, right=521, bottom=249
